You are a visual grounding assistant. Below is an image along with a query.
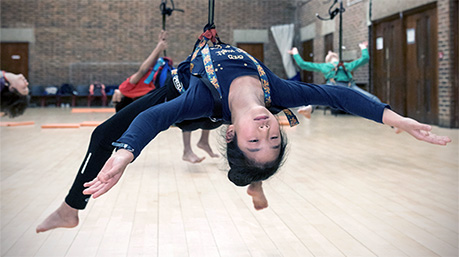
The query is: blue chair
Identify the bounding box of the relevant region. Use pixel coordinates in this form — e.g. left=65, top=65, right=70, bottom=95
left=105, top=85, right=119, bottom=96
left=42, top=86, right=59, bottom=107
left=30, top=85, right=45, bottom=107
left=75, top=85, right=90, bottom=106
left=57, top=83, right=76, bottom=107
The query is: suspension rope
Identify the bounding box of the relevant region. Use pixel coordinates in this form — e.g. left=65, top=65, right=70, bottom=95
left=159, top=0, right=184, bottom=55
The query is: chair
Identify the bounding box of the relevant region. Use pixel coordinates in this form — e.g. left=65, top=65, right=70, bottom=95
left=104, top=85, right=119, bottom=106
left=57, top=83, right=76, bottom=107
left=105, top=85, right=119, bottom=96
left=75, top=84, right=90, bottom=106
left=30, top=85, right=45, bottom=107
left=43, top=86, right=60, bottom=106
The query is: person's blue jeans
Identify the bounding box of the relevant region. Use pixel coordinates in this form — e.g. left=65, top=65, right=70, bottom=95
left=328, top=81, right=381, bottom=103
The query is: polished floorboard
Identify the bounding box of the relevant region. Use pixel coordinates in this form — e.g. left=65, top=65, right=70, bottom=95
left=1, top=107, right=458, bottom=257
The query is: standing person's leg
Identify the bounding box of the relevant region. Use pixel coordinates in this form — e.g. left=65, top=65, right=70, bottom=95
left=182, top=131, right=205, bottom=163
left=36, top=87, right=168, bottom=233
left=197, top=130, right=219, bottom=158
left=178, top=118, right=222, bottom=163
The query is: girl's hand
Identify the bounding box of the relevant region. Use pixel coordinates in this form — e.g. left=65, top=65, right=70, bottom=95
left=288, top=47, right=299, bottom=55
left=359, top=41, right=368, bottom=49
left=383, top=109, right=451, bottom=146
left=83, top=149, right=134, bottom=198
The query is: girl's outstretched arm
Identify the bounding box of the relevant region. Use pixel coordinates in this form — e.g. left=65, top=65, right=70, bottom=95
left=83, top=149, right=134, bottom=198
left=382, top=108, right=451, bottom=145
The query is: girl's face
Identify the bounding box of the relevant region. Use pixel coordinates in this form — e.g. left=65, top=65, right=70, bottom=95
left=228, top=106, right=281, bottom=164
left=8, top=74, right=29, bottom=96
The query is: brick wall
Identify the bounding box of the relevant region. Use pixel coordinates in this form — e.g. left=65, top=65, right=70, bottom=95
left=437, top=0, right=458, bottom=128
left=1, top=0, right=294, bottom=85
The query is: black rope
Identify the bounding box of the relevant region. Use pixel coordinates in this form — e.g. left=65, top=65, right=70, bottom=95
left=201, top=0, right=223, bottom=45
left=208, top=0, right=215, bottom=28
left=316, top=0, right=345, bottom=62
left=159, top=0, right=184, bottom=55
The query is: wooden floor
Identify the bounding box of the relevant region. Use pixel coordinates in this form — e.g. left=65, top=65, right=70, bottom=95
left=1, top=107, right=458, bottom=257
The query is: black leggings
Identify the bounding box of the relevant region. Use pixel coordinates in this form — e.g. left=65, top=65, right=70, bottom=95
left=65, top=86, right=170, bottom=209
left=65, top=83, right=222, bottom=209
left=115, top=96, right=135, bottom=112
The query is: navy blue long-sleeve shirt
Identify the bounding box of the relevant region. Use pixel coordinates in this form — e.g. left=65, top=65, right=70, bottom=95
left=118, top=45, right=389, bottom=159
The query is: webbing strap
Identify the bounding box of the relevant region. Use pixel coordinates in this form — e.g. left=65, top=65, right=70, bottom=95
left=188, top=0, right=298, bottom=126
left=331, top=61, right=352, bottom=87
left=190, top=34, right=299, bottom=127
left=237, top=48, right=299, bottom=127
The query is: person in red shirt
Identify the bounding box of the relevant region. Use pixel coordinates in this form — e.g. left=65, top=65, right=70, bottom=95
left=111, top=31, right=168, bottom=111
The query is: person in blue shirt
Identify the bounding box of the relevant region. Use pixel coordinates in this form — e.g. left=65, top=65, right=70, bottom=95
left=36, top=43, right=451, bottom=233
left=83, top=43, right=450, bottom=202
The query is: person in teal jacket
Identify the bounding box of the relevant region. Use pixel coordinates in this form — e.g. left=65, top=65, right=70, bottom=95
left=289, top=42, right=380, bottom=118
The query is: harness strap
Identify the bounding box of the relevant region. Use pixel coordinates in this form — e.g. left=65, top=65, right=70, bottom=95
left=196, top=74, right=223, bottom=122
left=190, top=26, right=299, bottom=127
left=171, top=69, right=185, bottom=94
left=328, top=61, right=352, bottom=87
left=237, top=48, right=299, bottom=126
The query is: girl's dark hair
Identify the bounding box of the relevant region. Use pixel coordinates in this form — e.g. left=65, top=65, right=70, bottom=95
left=226, top=131, right=288, bottom=187
left=1, top=87, right=29, bottom=118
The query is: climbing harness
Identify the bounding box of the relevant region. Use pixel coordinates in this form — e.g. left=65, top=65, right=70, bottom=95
left=189, top=0, right=299, bottom=126
left=328, top=62, right=353, bottom=87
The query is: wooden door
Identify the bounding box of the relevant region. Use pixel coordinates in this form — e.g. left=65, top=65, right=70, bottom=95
left=324, top=33, right=334, bottom=57
left=405, top=7, right=438, bottom=124
left=236, top=43, right=264, bottom=62
left=0, top=43, right=29, bottom=79
left=372, top=18, right=406, bottom=115
left=301, top=39, right=314, bottom=83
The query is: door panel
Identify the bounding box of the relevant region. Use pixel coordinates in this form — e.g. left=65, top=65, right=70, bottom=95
left=372, top=5, right=438, bottom=123
left=324, top=33, right=334, bottom=58
left=0, top=43, right=29, bottom=79
left=236, top=43, right=264, bottom=62
left=372, top=19, right=406, bottom=115
left=405, top=8, right=438, bottom=123
left=301, top=40, right=314, bottom=83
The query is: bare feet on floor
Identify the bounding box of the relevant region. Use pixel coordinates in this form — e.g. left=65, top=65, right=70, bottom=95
left=298, top=105, right=313, bottom=119
left=247, top=181, right=268, bottom=211
left=197, top=142, right=219, bottom=158
left=182, top=151, right=205, bottom=163
left=36, top=202, right=79, bottom=233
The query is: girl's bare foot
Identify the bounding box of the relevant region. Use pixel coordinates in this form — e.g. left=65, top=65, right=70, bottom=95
left=182, top=150, right=205, bottom=163
left=247, top=181, right=268, bottom=210
left=36, top=202, right=79, bottom=233
left=298, top=105, right=312, bottom=119
left=197, top=142, right=219, bottom=158
left=197, top=130, right=219, bottom=158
